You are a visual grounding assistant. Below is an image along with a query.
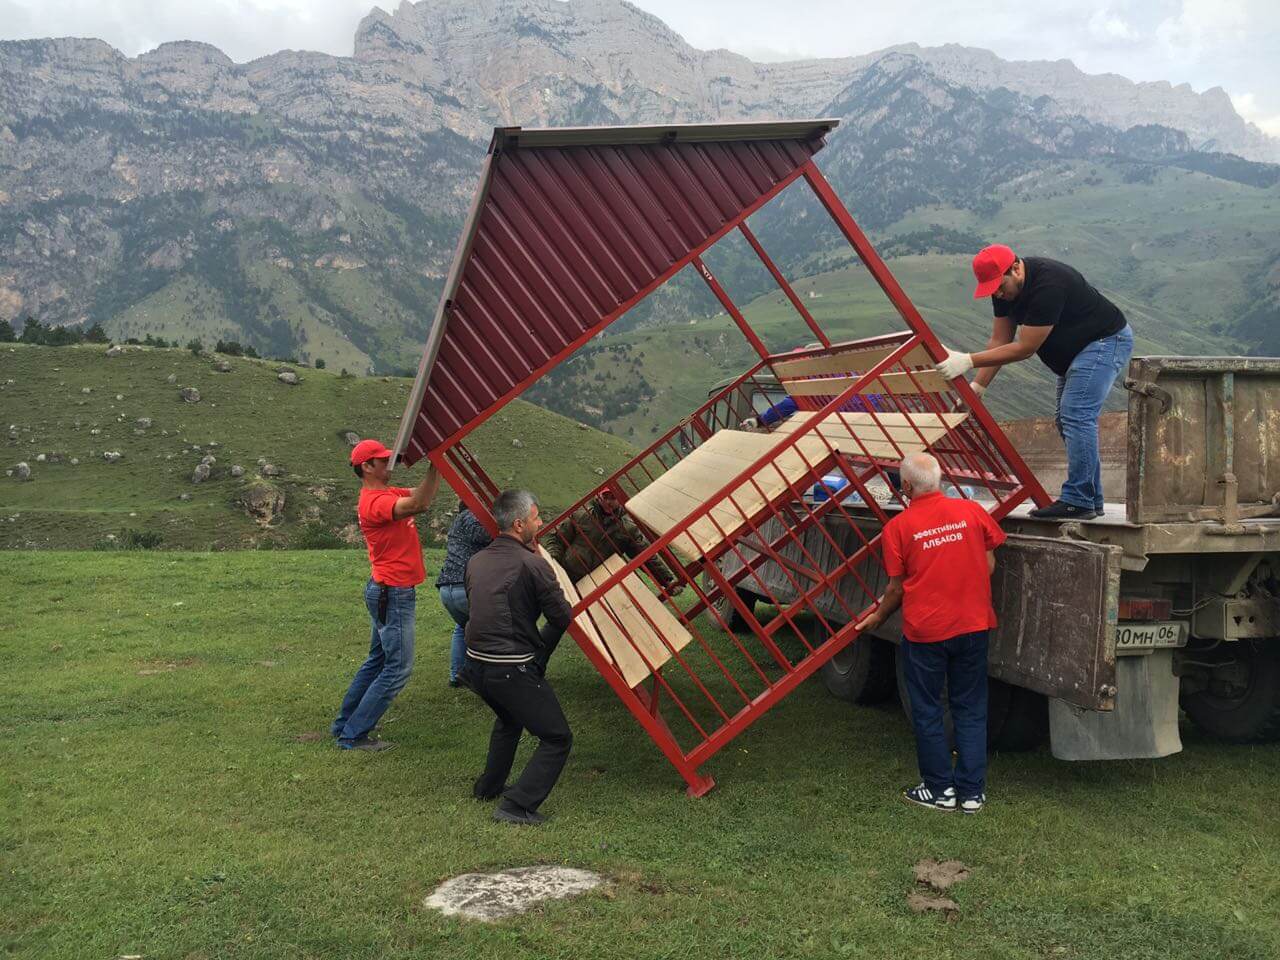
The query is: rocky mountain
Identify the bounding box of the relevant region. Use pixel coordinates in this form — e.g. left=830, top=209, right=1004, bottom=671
left=0, top=0, right=1276, bottom=374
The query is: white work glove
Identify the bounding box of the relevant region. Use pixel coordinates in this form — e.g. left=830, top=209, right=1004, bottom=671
left=740, top=417, right=759, bottom=432
left=969, top=381, right=986, bottom=398
left=935, top=347, right=974, bottom=380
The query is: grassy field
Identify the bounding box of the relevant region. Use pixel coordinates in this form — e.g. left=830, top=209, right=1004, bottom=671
left=3, top=550, right=1277, bottom=959
left=0, top=344, right=636, bottom=550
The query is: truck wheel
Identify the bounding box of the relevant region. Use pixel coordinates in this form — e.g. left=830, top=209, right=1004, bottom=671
left=895, top=647, right=1046, bottom=752
left=988, top=682, right=1049, bottom=752
left=820, top=634, right=897, bottom=704
left=1181, top=641, right=1280, bottom=743
left=701, top=575, right=758, bottom=633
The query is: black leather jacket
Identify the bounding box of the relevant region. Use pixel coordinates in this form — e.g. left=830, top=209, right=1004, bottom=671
left=465, top=535, right=573, bottom=664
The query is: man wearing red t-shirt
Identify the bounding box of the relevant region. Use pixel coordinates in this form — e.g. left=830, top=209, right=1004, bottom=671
left=331, top=439, right=441, bottom=751
left=856, top=452, right=1006, bottom=813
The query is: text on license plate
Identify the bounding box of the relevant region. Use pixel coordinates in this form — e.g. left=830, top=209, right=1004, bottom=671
left=1115, top=620, right=1187, bottom=653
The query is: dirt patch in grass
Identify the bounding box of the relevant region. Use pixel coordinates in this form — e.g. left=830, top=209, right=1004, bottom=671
left=135, top=657, right=200, bottom=677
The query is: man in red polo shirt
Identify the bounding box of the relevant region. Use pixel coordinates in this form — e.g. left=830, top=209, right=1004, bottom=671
left=856, top=452, right=1006, bottom=813
left=331, top=439, right=441, bottom=751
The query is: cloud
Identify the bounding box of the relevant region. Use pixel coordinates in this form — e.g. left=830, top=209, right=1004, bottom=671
left=1156, top=0, right=1251, bottom=59
left=1231, top=92, right=1280, bottom=137
left=1087, top=8, right=1138, bottom=43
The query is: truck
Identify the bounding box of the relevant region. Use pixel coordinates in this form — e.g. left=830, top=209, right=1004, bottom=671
left=709, top=356, right=1280, bottom=758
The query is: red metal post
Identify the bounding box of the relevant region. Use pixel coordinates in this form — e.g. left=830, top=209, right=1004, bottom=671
left=799, top=160, right=1052, bottom=507
left=737, top=221, right=830, bottom=348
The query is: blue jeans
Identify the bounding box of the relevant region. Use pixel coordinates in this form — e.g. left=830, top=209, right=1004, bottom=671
left=332, top=580, right=416, bottom=744
left=902, top=631, right=989, bottom=799
left=437, top=583, right=469, bottom=683
left=1055, top=325, right=1134, bottom=510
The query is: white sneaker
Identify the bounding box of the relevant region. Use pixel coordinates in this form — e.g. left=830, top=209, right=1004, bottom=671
left=902, top=783, right=956, bottom=811
left=960, top=793, right=986, bottom=815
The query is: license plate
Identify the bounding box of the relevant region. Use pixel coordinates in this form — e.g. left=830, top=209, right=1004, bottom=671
left=1115, top=620, right=1187, bottom=653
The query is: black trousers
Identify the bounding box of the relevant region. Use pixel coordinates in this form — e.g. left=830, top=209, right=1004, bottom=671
left=465, top=658, right=572, bottom=812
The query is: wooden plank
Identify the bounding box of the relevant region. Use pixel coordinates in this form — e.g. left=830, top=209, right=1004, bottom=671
left=781, top=369, right=950, bottom=397
left=575, top=555, right=693, bottom=688
left=771, top=342, right=931, bottom=378
left=625, top=428, right=838, bottom=562
left=536, top=546, right=611, bottom=663
left=770, top=411, right=967, bottom=460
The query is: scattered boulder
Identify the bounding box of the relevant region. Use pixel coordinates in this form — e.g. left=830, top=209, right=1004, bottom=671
left=89, top=428, right=101, bottom=436
left=35, top=453, right=46, bottom=463
left=278, top=371, right=299, bottom=386
left=201, top=454, right=216, bottom=466
left=81, top=387, right=91, bottom=395
left=136, top=418, right=152, bottom=429
left=47, top=452, right=63, bottom=463
left=259, top=463, right=285, bottom=478
left=213, top=360, right=232, bottom=373
left=230, top=465, right=245, bottom=478
left=166, top=373, right=177, bottom=384
left=9, top=425, right=19, bottom=441
left=106, top=345, right=123, bottom=358
left=179, top=492, right=192, bottom=501
left=594, top=467, right=605, bottom=476
left=343, top=431, right=360, bottom=447
left=180, top=387, right=201, bottom=404
left=115, top=394, right=124, bottom=401
left=511, top=438, right=524, bottom=448
left=241, top=480, right=286, bottom=525
left=14, top=462, right=31, bottom=481
left=256, top=457, right=267, bottom=467
left=191, top=463, right=211, bottom=484
left=102, top=451, right=122, bottom=463
left=207, top=441, right=220, bottom=448
left=69, top=458, right=79, bottom=466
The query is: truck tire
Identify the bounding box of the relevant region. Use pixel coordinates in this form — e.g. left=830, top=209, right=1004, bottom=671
left=988, top=683, right=1049, bottom=752
left=894, top=646, right=1047, bottom=752
left=700, top=575, right=758, bottom=633
left=820, top=634, right=897, bottom=704
left=1181, top=641, right=1280, bottom=743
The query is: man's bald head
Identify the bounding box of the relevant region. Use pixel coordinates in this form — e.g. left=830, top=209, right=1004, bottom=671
left=899, top=452, right=942, bottom=496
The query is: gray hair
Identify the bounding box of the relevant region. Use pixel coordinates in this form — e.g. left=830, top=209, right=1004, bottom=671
left=899, top=452, right=942, bottom=494
left=493, top=489, right=538, bottom=531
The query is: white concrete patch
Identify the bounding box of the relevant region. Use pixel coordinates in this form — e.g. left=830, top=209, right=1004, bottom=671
left=424, top=865, right=604, bottom=922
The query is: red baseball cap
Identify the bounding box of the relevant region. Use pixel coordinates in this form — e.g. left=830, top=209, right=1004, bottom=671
left=971, top=244, right=1016, bottom=298
left=350, top=439, right=393, bottom=466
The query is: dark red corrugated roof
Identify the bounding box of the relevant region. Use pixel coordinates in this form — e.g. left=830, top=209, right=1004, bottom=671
left=394, top=119, right=837, bottom=464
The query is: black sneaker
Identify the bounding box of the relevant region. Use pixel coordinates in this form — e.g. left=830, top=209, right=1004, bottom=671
left=902, top=783, right=956, bottom=811
left=493, top=801, right=547, bottom=826
left=960, top=793, right=986, bottom=815
left=1028, top=500, right=1098, bottom=521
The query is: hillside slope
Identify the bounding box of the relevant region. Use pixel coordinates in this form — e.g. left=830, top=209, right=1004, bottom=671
left=0, top=344, right=635, bottom=549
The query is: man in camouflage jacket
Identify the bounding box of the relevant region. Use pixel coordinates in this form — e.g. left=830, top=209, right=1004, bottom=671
left=546, top=489, right=681, bottom=592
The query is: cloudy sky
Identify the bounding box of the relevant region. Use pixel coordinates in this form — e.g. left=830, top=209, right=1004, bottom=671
left=2, top=0, right=1278, bottom=135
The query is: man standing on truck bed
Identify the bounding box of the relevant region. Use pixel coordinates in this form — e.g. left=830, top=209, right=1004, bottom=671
left=332, top=439, right=441, bottom=751
left=856, top=453, right=1006, bottom=813
left=934, top=245, right=1134, bottom=521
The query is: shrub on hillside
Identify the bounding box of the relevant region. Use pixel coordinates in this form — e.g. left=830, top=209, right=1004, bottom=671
left=0, top=319, right=12, bottom=342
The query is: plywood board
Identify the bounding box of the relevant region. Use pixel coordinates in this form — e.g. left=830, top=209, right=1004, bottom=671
left=575, top=555, right=693, bottom=688
left=781, top=369, right=950, bottom=397
left=771, top=342, right=932, bottom=378
left=769, top=411, right=967, bottom=459
left=625, top=429, right=837, bottom=562
left=537, top=546, right=610, bottom=663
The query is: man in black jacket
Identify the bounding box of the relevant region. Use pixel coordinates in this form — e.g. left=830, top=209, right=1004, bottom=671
left=464, top=489, right=574, bottom=826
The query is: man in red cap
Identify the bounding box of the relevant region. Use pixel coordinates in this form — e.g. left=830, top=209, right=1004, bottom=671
left=330, top=439, right=440, bottom=750
left=934, top=245, right=1133, bottom=520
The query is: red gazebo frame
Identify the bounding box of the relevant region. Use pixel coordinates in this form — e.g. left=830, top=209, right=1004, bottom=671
left=394, top=120, right=1049, bottom=795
